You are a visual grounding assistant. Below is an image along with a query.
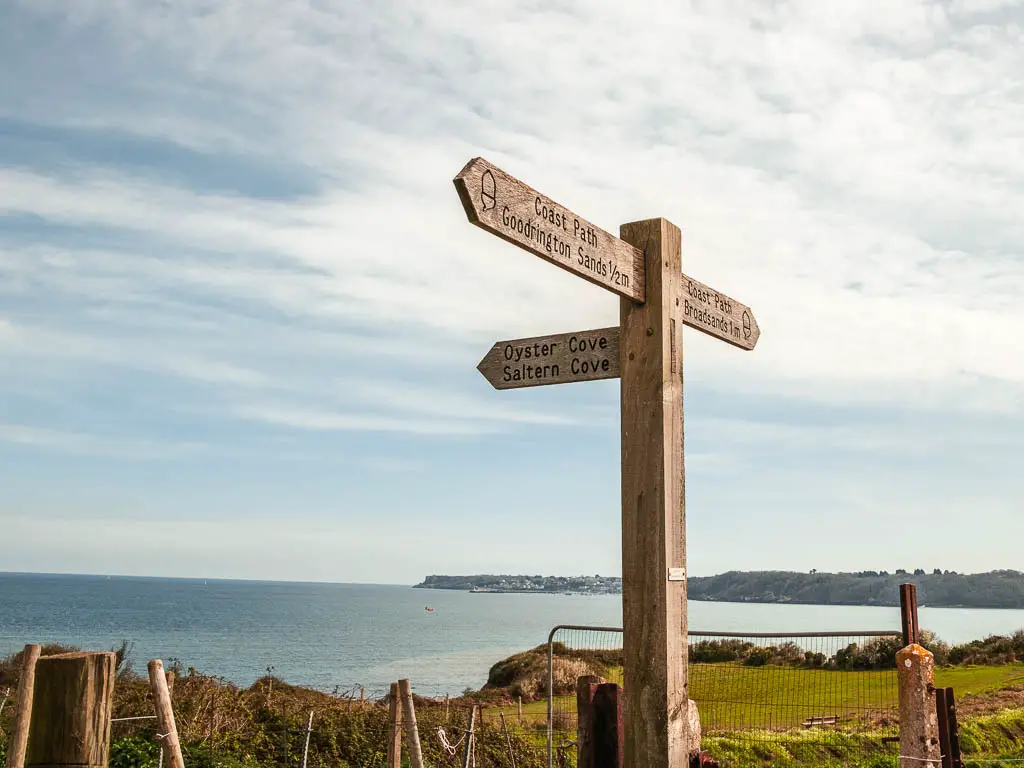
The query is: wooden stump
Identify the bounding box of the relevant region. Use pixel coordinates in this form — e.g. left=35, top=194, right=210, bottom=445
left=25, top=652, right=116, bottom=768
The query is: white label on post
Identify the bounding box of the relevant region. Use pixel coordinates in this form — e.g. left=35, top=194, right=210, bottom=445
left=668, top=568, right=686, bottom=582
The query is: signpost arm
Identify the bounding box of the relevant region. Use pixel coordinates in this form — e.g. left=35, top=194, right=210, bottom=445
left=618, top=218, right=689, bottom=768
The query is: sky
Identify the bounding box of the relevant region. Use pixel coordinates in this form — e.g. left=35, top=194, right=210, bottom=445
left=0, top=0, right=1021, bottom=585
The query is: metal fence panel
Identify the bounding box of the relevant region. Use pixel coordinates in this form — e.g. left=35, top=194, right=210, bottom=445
left=547, top=625, right=902, bottom=768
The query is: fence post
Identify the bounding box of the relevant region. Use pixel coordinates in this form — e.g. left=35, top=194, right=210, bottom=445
left=945, top=688, right=963, bottom=767
left=386, top=682, right=403, bottom=768
left=897, top=644, right=940, bottom=768
left=6, top=644, right=40, bottom=768
left=500, top=711, right=519, bottom=768
left=576, top=675, right=600, bottom=768
left=26, top=652, right=116, bottom=768
left=398, top=679, right=425, bottom=768
left=900, top=583, right=920, bottom=646
left=301, top=710, right=315, bottom=768
left=148, top=660, right=186, bottom=768
left=518, top=695, right=523, bottom=724
left=461, top=706, right=478, bottom=768
left=592, top=683, right=624, bottom=768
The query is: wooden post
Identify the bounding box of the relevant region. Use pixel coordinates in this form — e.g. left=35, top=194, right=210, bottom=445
left=445, top=693, right=450, bottom=723
left=897, top=644, right=940, bottom=768
left=900, top=584, right=920, bottom=647
left=592, top=684, right=624, bottom=768
left=500, top=712, right=518, bottom=768
left=461, top=706, right=478, bottom=768
left=301, top=710, right=315, bottom=768
left=147, top=660, right=185, bottom=768
left=619, top=218, right=689, bottom=768
left=576, top=675, right=600, bottom=768
left=386, top=683, right=403, bottom=768
left=517, top=695, right=522, bottom=724
left=165, top=670, right=175, bottom=699
left=398, top=679, right=425, bottom=768
left=6, top=644, right=40, bottom=768
left=25, top=652, right=116, bottom=768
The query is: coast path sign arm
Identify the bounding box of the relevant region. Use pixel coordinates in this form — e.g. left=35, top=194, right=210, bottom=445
left=477, top=327, right=620, bottom=390
left=681, top=272, right=760, bottom=351
left=454, top=158, right=646, bottom=303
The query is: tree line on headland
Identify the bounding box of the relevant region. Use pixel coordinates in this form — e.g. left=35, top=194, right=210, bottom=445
left=417, top=569, right=1024, bottom=608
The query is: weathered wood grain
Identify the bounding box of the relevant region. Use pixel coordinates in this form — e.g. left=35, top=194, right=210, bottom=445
left=148, top=660, right=185, bottom=768
left=25, top=652, right=115, bottom=768
left=454, top=157, right=645, bottom=302
left=6, top=644, right=40, bottom=768
left=477, top=327, right=619, bottom=390
left=680, top=272, right=760, bottom=350
left=619, top=218, right=689, bottom=768
left=398, top=679, right=425, bottom=768
left=387, top=682, right=403, bottom=768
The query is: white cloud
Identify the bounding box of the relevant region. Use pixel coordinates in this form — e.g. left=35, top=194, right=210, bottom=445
left=0, top=0, right=1022, bottom=578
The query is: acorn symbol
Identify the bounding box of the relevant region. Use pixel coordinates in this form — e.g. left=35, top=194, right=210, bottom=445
left=480, top=169, right=496, bottom=211
left=742, top=311, right=752, bottom=340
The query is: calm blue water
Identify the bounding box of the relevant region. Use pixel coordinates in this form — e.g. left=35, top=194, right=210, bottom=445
left=2, top=573, right=1022, bottom=696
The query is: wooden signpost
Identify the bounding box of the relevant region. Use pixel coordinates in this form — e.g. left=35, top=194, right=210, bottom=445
left=454, top=158, right=645, bottom=302
left=454, top=157, right=759, bottom=768
left=477, top=327, right=619, bottom=390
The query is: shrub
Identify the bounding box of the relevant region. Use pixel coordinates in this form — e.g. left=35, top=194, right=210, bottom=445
left=744, top=649, right=771, bottom=667
left=110, top=736, right=160, bottom=768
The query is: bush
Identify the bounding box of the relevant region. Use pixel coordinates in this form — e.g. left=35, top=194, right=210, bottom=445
left=690, top=640, right=755, bottom=663
left=110, top=736, right=160, bottom=768
left=744, top=649, right=771, bottom=667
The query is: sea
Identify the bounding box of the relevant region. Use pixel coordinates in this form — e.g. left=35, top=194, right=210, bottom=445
left=2, top=573, right=1022, bottom=697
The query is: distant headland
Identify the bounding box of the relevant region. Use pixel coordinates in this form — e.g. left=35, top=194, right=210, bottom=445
left=415, top=570, right=1024, bottom=609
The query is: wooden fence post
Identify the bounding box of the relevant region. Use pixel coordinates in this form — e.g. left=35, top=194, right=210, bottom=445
left=386, top=683, right=403, bottom=768
left=398, top=679, right=425, bottom=768
left=461, top=706, right=478, bottom=768
left=898, top=644, right=940, bottom=768
left=576, top=675, right=600, bottom=768
left=25, top=652, right=116, bottom=768
left=301, top=710, right=315, bottom=768
left=592, top=684, right=624, bottom=768
left=148, top=660, right=185, bottom=768
left=517, top=695, right=522, bottom=724
left=5, top=644, right=40, bottom=768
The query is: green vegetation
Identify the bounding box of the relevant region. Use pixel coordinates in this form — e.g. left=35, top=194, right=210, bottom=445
left=1, top=643, right=1022, bottom=767
left=688, top=569, right=1024, bottom=608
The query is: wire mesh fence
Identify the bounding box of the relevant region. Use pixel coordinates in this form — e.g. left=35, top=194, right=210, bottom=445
left=547, top=625, right=902, bottom=767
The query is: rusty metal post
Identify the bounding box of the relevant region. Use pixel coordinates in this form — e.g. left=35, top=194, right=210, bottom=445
left=945, top=688, right=963, bottom=768
left=936, top=688, right=952, bottom=768
left=897, top=644, right=940, bottom=768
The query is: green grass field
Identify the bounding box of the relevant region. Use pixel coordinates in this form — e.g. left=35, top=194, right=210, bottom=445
left=493, top=662, right=1024, bottom=734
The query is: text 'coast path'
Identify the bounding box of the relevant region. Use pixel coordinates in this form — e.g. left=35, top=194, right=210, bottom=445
left=454, top=157, right=645, bottom=302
